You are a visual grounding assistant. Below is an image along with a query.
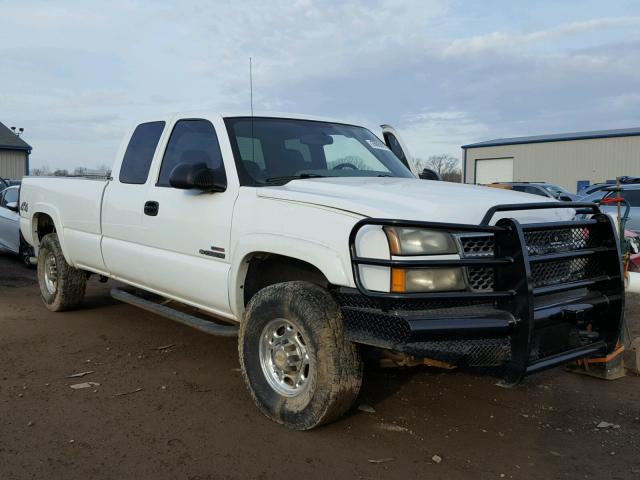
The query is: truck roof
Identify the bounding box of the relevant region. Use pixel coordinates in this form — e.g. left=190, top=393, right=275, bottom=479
left=134, top=110, right=350, bottom=126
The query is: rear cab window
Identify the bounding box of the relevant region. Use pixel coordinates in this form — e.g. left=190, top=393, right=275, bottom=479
left=119, top=121, right=166, bottom=184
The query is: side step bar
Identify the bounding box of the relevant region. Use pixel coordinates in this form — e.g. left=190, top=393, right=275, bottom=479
left=110, top=288, right=239, bottom=337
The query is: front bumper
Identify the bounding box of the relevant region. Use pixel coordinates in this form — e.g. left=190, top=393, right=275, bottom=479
left=339, top=202, right=625, bottom=384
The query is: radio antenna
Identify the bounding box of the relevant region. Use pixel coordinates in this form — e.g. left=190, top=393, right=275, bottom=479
left=250, top=57, right=255, bottom=164
left=249, top=57, right=254, bottom=117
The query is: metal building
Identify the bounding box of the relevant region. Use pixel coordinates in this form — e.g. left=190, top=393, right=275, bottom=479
left=462, top=127, right=640, bottom=191
left=0, top=121, right=31, bottom=180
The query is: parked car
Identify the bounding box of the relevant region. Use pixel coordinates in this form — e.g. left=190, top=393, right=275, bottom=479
left=19, top=111, right=624, bottom=429
left=489, top=182, right=578, bottom=201
left=0, top=183, right=33, bottom=264
left=579, top=188, right=610, bottom=203
left=598, top=184, right=640, bottom=232
left=577, top=182, right=614, bottom=197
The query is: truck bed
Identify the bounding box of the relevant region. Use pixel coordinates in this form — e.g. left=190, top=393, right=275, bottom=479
left=19, top=176, right=110, bottom=272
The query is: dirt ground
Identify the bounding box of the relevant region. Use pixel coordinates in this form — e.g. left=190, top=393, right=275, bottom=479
left=1, top=252, right=639, bottom=480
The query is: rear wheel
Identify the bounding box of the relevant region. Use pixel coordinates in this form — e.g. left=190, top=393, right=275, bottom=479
left=239, top=281, right=363, bottom=430
left=37, top=233, right=86, bottom=311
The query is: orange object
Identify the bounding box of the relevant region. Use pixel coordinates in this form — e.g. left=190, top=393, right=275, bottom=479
left=391, top=268, right=406, bottom=292
left=575, top=344, right=625, bottom=366
left=384, top=227, right=402, bottom=255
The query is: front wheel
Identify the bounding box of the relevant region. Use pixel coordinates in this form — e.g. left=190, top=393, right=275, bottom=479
left=37, top=233, right=87, bottom=311
left=239, top=281, right=363, bottom=430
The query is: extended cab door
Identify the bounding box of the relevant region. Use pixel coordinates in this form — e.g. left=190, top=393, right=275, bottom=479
left=102, top=120, right=167, bottom=279
left=137, top=116, right=237, bottom=318
left=380, top=125, right=419, bottom=177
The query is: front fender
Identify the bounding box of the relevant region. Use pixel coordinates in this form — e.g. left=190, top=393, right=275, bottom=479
left=228, top=233, right=354, bottom=318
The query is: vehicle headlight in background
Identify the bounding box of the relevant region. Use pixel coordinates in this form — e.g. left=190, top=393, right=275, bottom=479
left=384, top=227, right=457, bottom=255
left=391, top=267, right=465, bottom=293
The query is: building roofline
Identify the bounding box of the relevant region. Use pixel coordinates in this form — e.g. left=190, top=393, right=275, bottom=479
left=0, top=144, right=31, bottom=151
left=462, top=126, right=640, bottom=149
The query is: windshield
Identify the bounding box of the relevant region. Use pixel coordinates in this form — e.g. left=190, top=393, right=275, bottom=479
left=225, top=117, right=414, bottom=186
left=542, top=184, right=571, bottom=196
left=580, top=190, right=608, bottom=202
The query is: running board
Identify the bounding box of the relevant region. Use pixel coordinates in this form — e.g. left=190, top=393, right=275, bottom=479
left=110, top=288, right=238, bottom=337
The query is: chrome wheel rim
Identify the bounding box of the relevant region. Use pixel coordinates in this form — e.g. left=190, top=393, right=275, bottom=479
left=43, top=250, right=58, bottom=295
left=259, top=318, right=311, bottom=397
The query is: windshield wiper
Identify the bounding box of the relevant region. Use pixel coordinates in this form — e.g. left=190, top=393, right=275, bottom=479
left=264, top=173, right=327, bottom=184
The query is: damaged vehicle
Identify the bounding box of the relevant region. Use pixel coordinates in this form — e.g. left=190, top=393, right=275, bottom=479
left=19, top=112, right=624, bottom=429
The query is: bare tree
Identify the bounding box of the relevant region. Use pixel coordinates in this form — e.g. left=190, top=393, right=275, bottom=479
left=414, top=154, right=462, bottom=182
left=328, top=156, right=369, bottom=170
left=73, top=166, right=88, bottom=176
left=96, top=164, right=112, bottom=176
left=30, top=165, right=51, bottom=176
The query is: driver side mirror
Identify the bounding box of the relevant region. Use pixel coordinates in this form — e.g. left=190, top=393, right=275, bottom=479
left=559, top=195, right=573, bottom=202
left=6, top=202, right=18, bottom=212
left=418, top=168, right=442, bottom=181
left=169, top=162, right=226, bottom=192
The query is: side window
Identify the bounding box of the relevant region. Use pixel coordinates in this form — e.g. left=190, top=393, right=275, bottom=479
left=119, top=121, right=165, bottom=184
left=157, top=119, right=225, bottom=187
left=4, top=188, right=18, bottom=205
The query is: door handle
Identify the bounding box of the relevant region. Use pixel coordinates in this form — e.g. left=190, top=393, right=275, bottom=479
left=144, top=201, right=159, bottom=216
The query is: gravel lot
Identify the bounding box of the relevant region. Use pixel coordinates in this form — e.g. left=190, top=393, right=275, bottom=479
left=1, top=252, right=639, bottom=480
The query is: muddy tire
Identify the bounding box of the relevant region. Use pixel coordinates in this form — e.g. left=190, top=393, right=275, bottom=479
left=37, top=233, right=86, bottom=311
left=239, top=281, right=363, bottom=430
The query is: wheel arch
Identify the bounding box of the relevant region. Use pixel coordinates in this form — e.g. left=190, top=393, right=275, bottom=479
left=28, top=207, right=70, bottom=263
left=230, top=239, right=353, bottom=318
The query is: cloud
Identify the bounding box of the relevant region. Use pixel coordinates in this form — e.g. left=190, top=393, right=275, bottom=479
left=1, top=1, right=640, bottom=171
left=443, top=16, right=640, bottom=56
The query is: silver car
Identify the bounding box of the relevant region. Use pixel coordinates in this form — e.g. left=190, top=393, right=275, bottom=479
left=598, top=184, right=640, bottom=232
left=0, top=184, right=33, bottom=264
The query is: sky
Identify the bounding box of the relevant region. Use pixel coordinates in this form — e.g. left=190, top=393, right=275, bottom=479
left=2, top=0, right=640, bottom=171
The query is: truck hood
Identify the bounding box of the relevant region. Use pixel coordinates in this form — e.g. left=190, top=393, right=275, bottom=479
left=257, top=177, right=574, bottom=225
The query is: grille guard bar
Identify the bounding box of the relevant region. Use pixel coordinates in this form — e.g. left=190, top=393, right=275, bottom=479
left=348, top=201, right=625, bottom=383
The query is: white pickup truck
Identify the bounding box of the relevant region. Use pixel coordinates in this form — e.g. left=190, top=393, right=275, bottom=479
left=20, top=111, right=624, bottom=429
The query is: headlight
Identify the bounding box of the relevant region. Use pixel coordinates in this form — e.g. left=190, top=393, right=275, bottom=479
left=391, top=267, right=465, bottom=292
left=384, top=227, right=457, bottom=255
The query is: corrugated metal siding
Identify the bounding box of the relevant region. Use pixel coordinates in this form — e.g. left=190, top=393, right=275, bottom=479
left=0, top=149, right=26, bottom=179
left=464, top=136, right=640, bottom=190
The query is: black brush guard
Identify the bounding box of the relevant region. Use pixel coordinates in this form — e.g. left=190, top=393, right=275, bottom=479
left=340, top=202, right=624, bottom=384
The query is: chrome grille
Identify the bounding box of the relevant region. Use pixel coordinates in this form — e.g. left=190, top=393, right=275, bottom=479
left=459, top=234, right=495, bottom=257
left=459, top=224, right=603, bottom=292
